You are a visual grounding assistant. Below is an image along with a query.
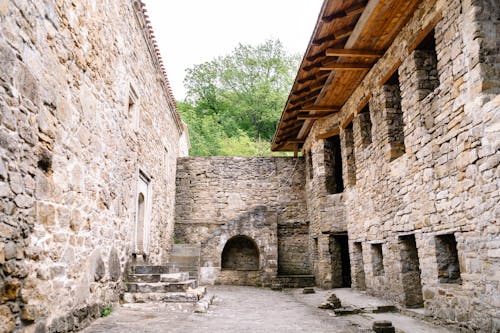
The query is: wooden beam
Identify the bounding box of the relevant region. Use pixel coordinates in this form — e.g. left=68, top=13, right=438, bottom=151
left=346, top=0, right=380, bottom=49
left=293, top=144, right=299, bottom=157
left=325, top=48, right=383, bottom=58
left=297, top=112, right=334, bottom=120
left=321, top=1, right=367, bottom=23
left=340, top=113, right=355, bottom=129
left=316, top=128, right=340, bottom=139
left=355, top=92, right=372, bottom=115
left=407, top=11, right=443, bottom=53
left=279, top=123, right=303, bottom=136
left=287, top=140, right=304, bottom=144
left=319, top=63, right=372, bottom=71
left=378, top=59, right=402, bottom=86
left=301, top=105, right=340, bottom=113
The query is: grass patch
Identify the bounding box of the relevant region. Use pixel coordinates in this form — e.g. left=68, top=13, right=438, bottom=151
left=100, top=306, right=112, bottom=317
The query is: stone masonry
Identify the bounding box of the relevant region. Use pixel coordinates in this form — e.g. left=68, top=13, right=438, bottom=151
left=174, top=157, right=310, bottom=286
left=302, top=0, right=499, bottom=331
left=0, top=1, right=187, bottom=332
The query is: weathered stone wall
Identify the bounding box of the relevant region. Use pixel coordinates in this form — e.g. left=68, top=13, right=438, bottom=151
left=174, top=157, right=309, bottom=286
left=303, top=0, right=499, bottom=330
left=0, top=1, right=187, bottom=332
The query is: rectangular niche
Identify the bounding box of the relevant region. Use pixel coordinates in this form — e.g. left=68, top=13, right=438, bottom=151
left=371, top=243, right=384, bottom=276
left=435, top=234, right=461, bottom=284
left=324, top=136, right=343, bottom=194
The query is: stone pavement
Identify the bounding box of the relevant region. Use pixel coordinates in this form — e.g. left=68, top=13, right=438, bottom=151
left=82, top=286, right=457, bottom=333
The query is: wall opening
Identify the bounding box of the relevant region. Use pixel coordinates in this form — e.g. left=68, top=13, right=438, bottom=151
left=435, top=234, right=461, bottom=284
left=135, top=170, right=151, bottom=255
left=358, top=104, right=372, bottom=146
left=384, top=72, right=406, bottom=161
left=330, top=234, right=351, bottom=287
left=414, top=29, right=439, bottom=99
left=278, top=222, right=311, bottom=275
left=324, top=136, right=344, bottom=194
left=371, top=243, right=384, bottom=276
left=342, top=123, right=356, bottom=186
left=352, top=242, right=366, bottom=290
left=399, top=235, right=423, bottom=307
left=221, top=235, right=259, bottom=271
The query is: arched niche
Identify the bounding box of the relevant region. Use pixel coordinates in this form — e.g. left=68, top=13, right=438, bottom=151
left=221, top=235, right=259, bottom=271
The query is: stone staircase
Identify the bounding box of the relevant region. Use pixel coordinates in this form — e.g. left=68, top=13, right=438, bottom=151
left=123, top=267, right=205, bottom=303
left=165, top=244, right=201, bottom=280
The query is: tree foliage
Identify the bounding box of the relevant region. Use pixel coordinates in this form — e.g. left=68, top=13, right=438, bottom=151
left=179, top=39, right=299, bottom=156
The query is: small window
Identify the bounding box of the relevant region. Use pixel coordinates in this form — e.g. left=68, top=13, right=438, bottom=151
left=414, top=29, right=439, bottom=98
left=435, top=234, right=461, bottom=284
left=358, top=105, right=372, bottom=146
left=342, top=123, right=356, bottom=186
left=324, top=136, right=343, bottom=194
left=371, top=244, right=384, bottom=276
left=383, top=72, right=405, bottom=161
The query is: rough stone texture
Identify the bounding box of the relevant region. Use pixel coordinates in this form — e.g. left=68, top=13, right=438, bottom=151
left=302, top=0, right=500, bottom=331
left=0, top=0, right=187, bottom=331
left=174, top=157, right=309, bottom=286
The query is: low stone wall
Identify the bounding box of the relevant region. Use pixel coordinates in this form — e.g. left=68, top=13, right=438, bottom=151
left=174, top=157, right=309, bottom=286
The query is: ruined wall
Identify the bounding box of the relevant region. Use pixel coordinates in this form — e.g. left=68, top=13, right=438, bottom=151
left=0, top=1, right=186, bottom=332
left=174, top=157, right=309, bottom=286
left=304, top=0, right=499, bottom=331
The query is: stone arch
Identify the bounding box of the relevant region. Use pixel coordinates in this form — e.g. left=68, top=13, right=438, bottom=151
left=221, top=235, right=260, bottom=271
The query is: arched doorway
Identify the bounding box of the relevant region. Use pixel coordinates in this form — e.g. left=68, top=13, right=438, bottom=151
left=221, top=235, right=259, bottom=270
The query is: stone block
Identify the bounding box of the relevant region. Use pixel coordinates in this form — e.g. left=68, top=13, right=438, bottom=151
left=0, top=305, right=15, bottom=333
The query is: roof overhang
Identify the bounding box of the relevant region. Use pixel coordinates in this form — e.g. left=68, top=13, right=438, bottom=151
left=272, top=0, right=422, bottom=151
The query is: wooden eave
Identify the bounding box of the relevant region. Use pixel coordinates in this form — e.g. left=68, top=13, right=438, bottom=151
left=272, top=0, right=422, bottom=151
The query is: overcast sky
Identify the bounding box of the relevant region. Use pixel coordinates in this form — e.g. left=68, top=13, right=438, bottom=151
left=142, top=0, right=324, bottom=99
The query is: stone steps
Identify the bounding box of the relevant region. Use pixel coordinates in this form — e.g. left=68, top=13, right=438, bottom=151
left=124, top=266, right=203, bottom=304
left=122, top=290, right=204, bottom=303
left=126, top=280, right=197, bottom=293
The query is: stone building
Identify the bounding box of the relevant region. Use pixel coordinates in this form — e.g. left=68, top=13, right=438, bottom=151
left=270, top=0, right=499, bottom=331
left=1, top=0, right=499, bottom=332
left=0, top=0, right=188, bottom=332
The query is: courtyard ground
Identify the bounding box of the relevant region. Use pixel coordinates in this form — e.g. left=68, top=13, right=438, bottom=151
left=82, top=286, right=457, bottom=333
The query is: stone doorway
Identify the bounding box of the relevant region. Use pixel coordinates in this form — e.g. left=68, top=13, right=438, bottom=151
left=221, top=235, right=259, bottom=271
left=399, top=235, right=423, bottom=308
left=330, top=234, right=352, bottom=287
left=134, top=171, right=152, bottom=256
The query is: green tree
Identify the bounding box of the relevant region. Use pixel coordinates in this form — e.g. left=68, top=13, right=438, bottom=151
left=180, top=39, right=299, bottom=156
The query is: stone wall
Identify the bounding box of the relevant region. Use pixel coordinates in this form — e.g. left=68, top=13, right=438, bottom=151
left=303, top=0, right=499, bottom=330
left=0, top=1, right=187, bottom=332
left=174, top=157, right=309, bottom=286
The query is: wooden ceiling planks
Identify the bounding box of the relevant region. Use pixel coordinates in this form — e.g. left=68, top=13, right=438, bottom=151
left=272, top=0, right=422, bottom=151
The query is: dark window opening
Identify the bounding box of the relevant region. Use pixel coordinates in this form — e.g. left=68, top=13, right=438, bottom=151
left=384, top=71, right=406, bottom=161
left=399, top=235, right=423, bottom=307
left=221, top=235, right=259, bottom=271
left=330, top=235, right=351, bottom=287
left=371, top=243, right=384, bottom=276
left=353, top=242, right=366, bottom=290
left=435, top=234, right=461, bottom=284
left=414, top=29, right=439, bottom=97
left=324, top=136, right=343, bottom=194
left=358, top=105, right=372, bottom=145
left=343, top=123, right=356, bottom=185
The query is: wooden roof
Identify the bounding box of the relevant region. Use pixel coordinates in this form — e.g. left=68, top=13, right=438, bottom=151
left=272, top=0, right=422, bottom=151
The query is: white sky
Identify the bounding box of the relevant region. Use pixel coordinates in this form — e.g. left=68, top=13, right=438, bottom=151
left=142, top=0, right=324, bottom=99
